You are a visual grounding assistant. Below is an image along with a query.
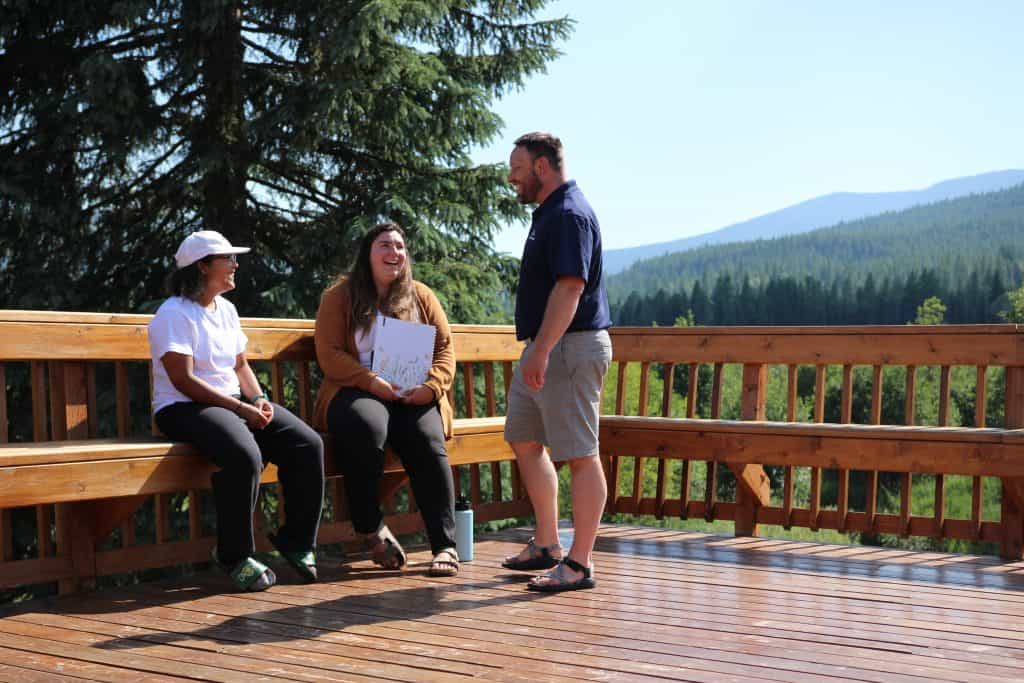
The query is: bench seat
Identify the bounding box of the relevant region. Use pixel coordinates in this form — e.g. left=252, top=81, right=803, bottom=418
left=0, top=416, right=510, bottom=508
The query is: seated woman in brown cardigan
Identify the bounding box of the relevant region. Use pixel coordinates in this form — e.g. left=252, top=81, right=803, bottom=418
left=313, top=223, right=459, bottom=577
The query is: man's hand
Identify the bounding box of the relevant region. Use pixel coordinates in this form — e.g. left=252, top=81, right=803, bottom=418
left=369, top=376, right=401, bottom=402
left=400, top=385, right=435, bottom=405
left=521, top=346, right=549, bottom=391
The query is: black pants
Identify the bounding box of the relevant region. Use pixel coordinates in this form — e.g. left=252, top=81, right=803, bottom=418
left=327, top=388, right=456, bottom=554
left=155, top=401, right=324, bottom=566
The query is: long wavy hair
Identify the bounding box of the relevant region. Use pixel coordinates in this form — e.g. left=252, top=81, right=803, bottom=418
left=345, top=223, right=417, bottom=335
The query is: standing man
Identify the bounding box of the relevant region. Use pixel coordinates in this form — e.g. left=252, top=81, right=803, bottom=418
left=502, top=132, right=613, bottom=592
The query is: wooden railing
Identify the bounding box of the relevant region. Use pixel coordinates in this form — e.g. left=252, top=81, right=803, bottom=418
left=599, top=325, right=1024, bottom=558
left=1, top=315, right=1023, bottom=596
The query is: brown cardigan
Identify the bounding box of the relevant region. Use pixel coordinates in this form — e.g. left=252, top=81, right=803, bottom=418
left=313, top=279, right=456, bottom=439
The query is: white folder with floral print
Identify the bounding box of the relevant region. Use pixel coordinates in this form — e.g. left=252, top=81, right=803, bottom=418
left=371, top=315, right=436, bottom=391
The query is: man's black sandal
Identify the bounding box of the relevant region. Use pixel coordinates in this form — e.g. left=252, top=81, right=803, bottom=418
left=501, top=537, right=562, bottom=571
left=527, top=557, right=596, bottom=592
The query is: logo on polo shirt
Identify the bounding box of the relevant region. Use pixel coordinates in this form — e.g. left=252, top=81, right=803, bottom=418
left=527, top=229, right=536, bottom=241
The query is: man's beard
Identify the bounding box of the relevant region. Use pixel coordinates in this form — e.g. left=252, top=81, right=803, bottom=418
left=517, top=173, right=542, bottom=204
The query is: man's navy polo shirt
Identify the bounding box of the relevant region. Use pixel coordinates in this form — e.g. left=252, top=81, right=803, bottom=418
left=514, top=180, right=612, bottom=341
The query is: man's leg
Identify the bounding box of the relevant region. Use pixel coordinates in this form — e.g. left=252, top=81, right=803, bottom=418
left=509, top=440, right=561, bottom=551
left=566, top=453, right=607, bottom=570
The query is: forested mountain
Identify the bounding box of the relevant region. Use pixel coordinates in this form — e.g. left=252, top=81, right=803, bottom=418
left=610, top=182, right=1024, bottom=326
left=603, top=169, right=1024, bottom=275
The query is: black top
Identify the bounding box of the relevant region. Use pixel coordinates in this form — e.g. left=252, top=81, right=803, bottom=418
left=514, top=180, right=612, bottom=341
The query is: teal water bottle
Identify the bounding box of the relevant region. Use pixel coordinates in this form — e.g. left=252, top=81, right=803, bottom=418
left=454, top=497, right=473, bottom=561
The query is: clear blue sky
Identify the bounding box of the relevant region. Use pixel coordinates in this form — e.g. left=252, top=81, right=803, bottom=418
left=473, top=0, right=1024, bottom=255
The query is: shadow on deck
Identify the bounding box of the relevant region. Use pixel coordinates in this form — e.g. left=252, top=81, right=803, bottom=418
left=1, top=525, right=1023, bottom=682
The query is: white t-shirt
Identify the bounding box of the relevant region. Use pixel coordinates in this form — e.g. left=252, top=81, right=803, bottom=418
left=148, top=296, right=248, bottom=413
left=353, top=313, right=381, bottom=369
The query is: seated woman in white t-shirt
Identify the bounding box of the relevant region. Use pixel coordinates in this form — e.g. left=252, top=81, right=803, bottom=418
left=148, top=230, right=324, bottom=592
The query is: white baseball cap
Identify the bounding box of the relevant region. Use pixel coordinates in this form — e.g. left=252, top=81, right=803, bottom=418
left=174, top=230, right=251, bottom=268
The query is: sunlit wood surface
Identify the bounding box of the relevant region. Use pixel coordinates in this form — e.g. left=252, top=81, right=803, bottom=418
left=2, top=524, right=1024, bottom=682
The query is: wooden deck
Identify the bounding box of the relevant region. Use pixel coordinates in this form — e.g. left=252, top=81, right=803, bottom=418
left=1, top=525, right=1024, bottom=683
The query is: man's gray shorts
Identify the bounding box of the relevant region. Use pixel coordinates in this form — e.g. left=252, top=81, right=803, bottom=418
left=504, top=329, right=612, bottom=462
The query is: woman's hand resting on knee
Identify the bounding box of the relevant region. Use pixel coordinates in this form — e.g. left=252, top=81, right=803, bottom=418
left=369, top=376, right=401, bottom=402
left=399, top=385, right=434, bottom=405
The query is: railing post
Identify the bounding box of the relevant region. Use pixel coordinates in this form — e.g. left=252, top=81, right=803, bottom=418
left=54, top=361, right=99, bottom=594
left=1000, top=366, right=1024, bottom=560
left=733, top=363, right=770, bottom=537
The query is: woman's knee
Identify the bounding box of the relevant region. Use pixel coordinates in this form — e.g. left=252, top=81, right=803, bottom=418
left=218, top=443, right=264, bottom=479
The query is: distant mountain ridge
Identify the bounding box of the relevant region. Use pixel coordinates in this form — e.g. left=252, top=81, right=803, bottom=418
left=603, top=169, right=1024, bottom=275
left=606, top=181, right=1024, bottom=306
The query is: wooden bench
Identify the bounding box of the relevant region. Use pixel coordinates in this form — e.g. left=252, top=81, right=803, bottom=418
left=0, top=311, right=528, bottom=592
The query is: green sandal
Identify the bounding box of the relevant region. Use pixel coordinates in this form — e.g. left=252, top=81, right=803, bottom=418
left=211, top=547, right=276, bottom=592
left=268, top=532, right=317, bottom=583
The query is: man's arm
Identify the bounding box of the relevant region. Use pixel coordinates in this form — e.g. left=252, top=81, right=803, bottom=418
left=520, top=275, right=585, bottom=391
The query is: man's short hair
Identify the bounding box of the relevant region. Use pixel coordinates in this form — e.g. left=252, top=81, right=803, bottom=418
left=514, top=132, right=564, bottom=172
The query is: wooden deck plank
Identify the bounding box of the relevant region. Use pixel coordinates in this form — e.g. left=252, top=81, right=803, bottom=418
left=3, top=526, right=1024, bottom=683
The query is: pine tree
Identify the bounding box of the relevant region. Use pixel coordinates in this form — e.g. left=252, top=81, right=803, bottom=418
left=0, top=1, right=572, bottom=319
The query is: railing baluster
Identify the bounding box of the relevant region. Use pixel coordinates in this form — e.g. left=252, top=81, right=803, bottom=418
left=615, top=362, right=627, bottom=415
left=813, top=364, right=826, bottom=423
left=704, top=460, right=717, bottom=522
left=679, top=460, right=692, bottom=520
left=710, top=363, right=723, bottom=419
left=121, top=517, right=135, bottom=548
left=483, top=363, right=497, bottom=416
left=975, top=366, right=988, bottom=427
left=637, top=362, right=650, bottom=417
left=487, top=361, right=502, bottom=501
left=686, top=364, right=698, bottom=418
left=155, top=494, right=169, bottom=544
left=460, top=362, right=480, bottom=504
left=31, top=361, right=48, bottom=441
left=115, top=361, right=131, bottom=438
left=783, top=364, right=798, bottom=529
left=502, top=361, right=513, bottom=402
left=631, top=456, right=643, bottom=513
left=938, top=365, right=951, bottom=427
left=837, top=365, right=852, bottom=531
left=900, top=365, right=917, bottom=536
left=865, top=365, right=883, bottom=534
left=809, top=364, right=825, bottom=530
left=870, top=366, right=883, bottom=425
left=47, top=362, right=67, bottom=439
left=633, top=362, right=650, bottom=512
left=36, top=506, right=53, bottom=557
left=462, top=363, right=476, bottom=419
left=297, top=361, right=311, bottom=423
left=971, top=476, right=983, bottom=540
left=655, top=363, right=674, bottom=517
left=786, top=365, right=798, bottom=422
left=188, top=490, right=202, bottom=541
left=808, top=466, right=821, bottom=532
left=271, top=361, right=284, bottom=406
left=904, top=365, right=917, bottom=426
left=87, top=364, right=98, bottom=438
